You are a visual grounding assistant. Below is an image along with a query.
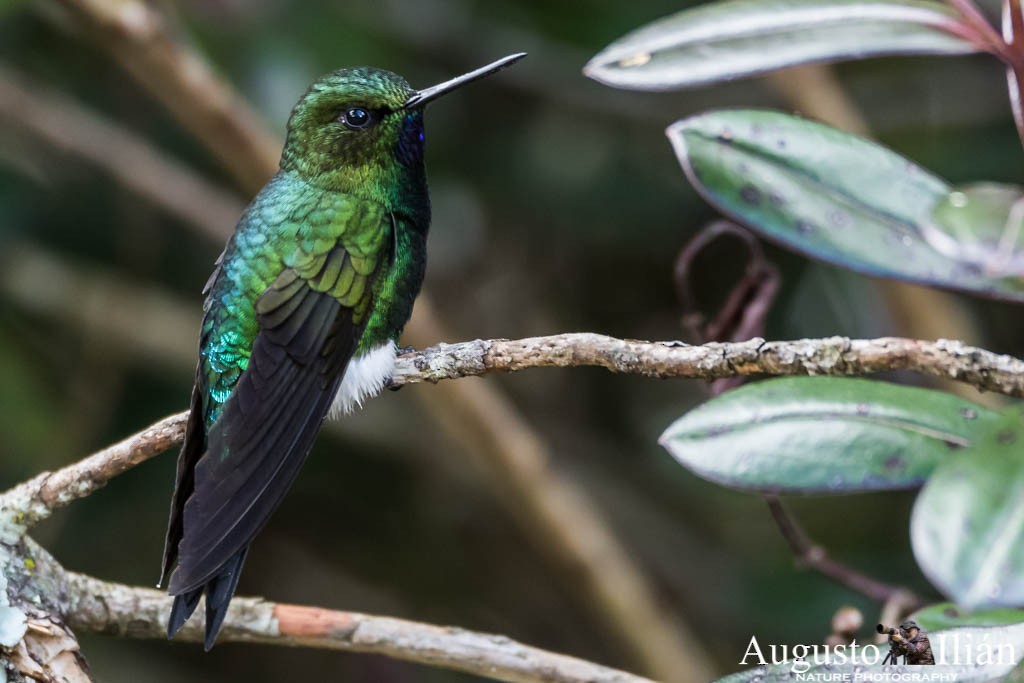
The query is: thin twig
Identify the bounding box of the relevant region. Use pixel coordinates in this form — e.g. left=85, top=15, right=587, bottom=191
left=0, top=62, right=243, bottom=242
left=392, top=333, right=1024, bottom=397
left=673, top=220, right=780, bottom=396
left=1007, top=0, right=1024, bottom=44
left=765, top=497, right=921, bottom=606
left=1003, top=0, right=1024, bottom=149
left=5, top=332, right=1024, bottom=532
left=6, top=540, right=654, bottom=683
left=671, top=220, right=899, bottom=607
left=5, top=329, right=1018, bottom=680
left=948, top=0, right=1022, bottom=66
left=0, top=413, right=187, bottom=530
left=61, top=572, right=653, bottom=683
left=41, top=0, right=280, bottom=194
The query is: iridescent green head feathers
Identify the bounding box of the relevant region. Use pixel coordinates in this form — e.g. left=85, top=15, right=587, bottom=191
left=281, top=68, right=420, bottom=200
left=279, top=54, right=527, bottom=206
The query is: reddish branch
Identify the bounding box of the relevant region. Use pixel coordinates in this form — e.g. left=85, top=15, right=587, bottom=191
left=765, top=497, right=922, bottom=607
left=60, top=567, right=651, bottom=683
left=6, top=331, right=1024, bottom=680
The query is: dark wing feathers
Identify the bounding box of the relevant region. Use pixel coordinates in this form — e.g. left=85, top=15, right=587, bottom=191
left=162, top=200, right=392, bottom=649
left=202, top=546, right=249, bottom=650
left=166, top=584, right=202, bottom=638
left=159, top=379, right=207, bottom=586
left=167, top=262, right=360, bottom=594
left=159, top=249, right=229, bottom=586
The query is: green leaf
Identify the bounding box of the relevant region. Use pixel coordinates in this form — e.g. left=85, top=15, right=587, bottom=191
left=926, top=183, right=1024, bottom=277
left=584, top=0, right=978, bottom=91
left=912, top=407, right=1024, bottom=610
left=1006, top=659, right=1024, bottom=683
left=659, top=377, right=997, bottom=494
left=667, top=109, right=1024, bottom=301
left=914, top=602, right=1024, bottom=631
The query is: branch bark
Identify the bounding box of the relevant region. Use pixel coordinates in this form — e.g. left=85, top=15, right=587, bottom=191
left=0, top=535, right=650, bottom=683
left=60, top=566, right=652, bottom=683
left=0, top=413, right=187, bottom=531
left=765, top=497, right=922, bottom=606
left=7, top=332, right=1023, bottom=535
left=4, top=330, right=1022, bottom=680
left=393, top=333, right=1024, bottom=396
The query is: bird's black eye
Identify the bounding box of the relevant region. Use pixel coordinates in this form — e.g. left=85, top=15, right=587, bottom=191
left=341, top=107, right=372, bottom=129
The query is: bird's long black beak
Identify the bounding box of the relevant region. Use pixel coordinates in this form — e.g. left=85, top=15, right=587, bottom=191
left=404, top=53, right=526, bottom=109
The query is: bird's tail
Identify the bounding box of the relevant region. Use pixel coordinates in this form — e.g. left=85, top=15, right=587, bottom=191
left=167, top=546, right=249, bottom=651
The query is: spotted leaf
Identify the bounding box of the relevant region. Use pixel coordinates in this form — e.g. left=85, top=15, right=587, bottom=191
left=660, top=377, right=998, bottom=494
left=667, top=110, right=1024, bottom=301
left=912, top=406, right=1024, bottom=609
left=584, top=0, right=978, bottom=90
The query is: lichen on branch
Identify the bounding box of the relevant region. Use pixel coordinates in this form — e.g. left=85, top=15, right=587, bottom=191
left=4, top=331, right=1024, bottom=682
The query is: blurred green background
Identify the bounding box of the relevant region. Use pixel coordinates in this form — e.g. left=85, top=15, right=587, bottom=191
left=1, top=0, right=1023, bottom=681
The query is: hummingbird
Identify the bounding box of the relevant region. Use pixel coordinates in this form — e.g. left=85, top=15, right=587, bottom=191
left=160, top=53, right=525, bottom=650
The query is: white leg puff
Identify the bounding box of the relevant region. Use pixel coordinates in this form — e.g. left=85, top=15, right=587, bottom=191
left=330, top=341, right=397, bottom=418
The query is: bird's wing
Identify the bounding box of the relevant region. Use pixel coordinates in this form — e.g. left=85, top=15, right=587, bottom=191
left=160, top=247, right=226, bottom=586
left=165, top=202, right=393, bottom=595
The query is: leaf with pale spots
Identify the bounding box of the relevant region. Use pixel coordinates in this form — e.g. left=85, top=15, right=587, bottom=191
left=914, top=602, right=1024, bottom=631
left=926, top=183, right=1024, bottom=278
left=912, top=406, right=1024, bottom=610
left=583, top=0, right=978, bottom=91
left=659, top=377, right=998, bottom=494
left=667, top=110, right=1024, bottom=301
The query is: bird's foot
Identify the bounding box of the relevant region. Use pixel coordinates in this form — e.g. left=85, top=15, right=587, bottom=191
left=387, top=346, right=416, bottom=391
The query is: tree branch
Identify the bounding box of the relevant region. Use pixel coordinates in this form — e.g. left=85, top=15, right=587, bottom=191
left=1, top=535, right=651, bottom=683
left=41, top=0, right=280, bottom=194
left=0, top=413, right=187, bottom=532
left=394, top=333, right=1024, bottom=397
left=6, top=332, right=1022, bottom=535
left=60, top=566, right=653, bottom=683
left=765, top=497, right=921, bottom=606
left=4, top=330, right=1021, bottom=680
left=0, top=62, right=242, bottom=243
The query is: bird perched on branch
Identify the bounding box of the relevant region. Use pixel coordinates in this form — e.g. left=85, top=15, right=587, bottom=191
left=159, top=53, right=526, bottom=650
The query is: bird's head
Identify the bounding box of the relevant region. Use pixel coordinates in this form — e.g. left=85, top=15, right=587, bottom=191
left=280, top=54, right=525, bottom=209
